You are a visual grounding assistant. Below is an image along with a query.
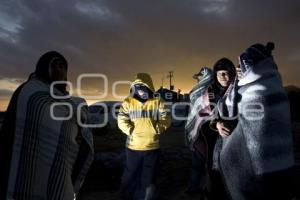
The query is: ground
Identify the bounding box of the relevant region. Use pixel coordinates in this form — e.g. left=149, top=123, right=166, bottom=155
left=77, top=126, right=204, bottom=200
left=0, top=122, right=299, bottom=199
left=77, top=124, right=300, bottom=200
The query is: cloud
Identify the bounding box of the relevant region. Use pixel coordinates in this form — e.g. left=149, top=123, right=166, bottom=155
left=0, top=0, right=299, bottom=95
left=0, top=89, right=14, bottom=96
left=0, top=77, right=23, bottom=90
left=0, top=15, right=21, bottom=44
left=75, top=1, right=113, bottom=20
left=200, top=0, right=230, bottom=15
left=0, top=12, right=23, bottom=33
left=0, top=77, right=23, bottom=102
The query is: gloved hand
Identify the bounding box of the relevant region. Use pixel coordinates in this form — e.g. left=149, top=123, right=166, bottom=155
left=239, top=42, right=275, bottom=75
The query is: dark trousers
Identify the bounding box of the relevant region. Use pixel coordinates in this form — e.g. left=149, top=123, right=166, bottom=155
left=121, top=148, right=160, bottom=200
left=209, top=170, right=230, bottom=200
left=189, top=150, right=206, bottom=191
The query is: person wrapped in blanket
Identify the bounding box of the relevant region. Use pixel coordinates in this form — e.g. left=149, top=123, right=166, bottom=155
left=185, top=58, right=236, bottom=198
left=214, top=42, right=295, bottom=200
left=117, top=73, right=171, bottom=200
left=0, top=51, right=94, bottom=200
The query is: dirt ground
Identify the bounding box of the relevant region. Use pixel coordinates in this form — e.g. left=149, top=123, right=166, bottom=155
left=77, top=124, right=300, bottom=200
left=77, top=126, right=204, bottom=200
left=0, top=120, right=299, bottom=200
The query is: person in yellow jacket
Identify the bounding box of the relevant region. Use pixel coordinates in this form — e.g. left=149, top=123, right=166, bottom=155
left=118, top=73, right=171, bottom=200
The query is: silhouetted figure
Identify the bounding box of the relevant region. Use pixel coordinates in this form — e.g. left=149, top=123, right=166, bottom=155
left=0, top=51, right=94, bottom=200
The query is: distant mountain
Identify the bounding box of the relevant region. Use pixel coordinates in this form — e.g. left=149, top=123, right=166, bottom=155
left=285, top=85, right=300, bottom=122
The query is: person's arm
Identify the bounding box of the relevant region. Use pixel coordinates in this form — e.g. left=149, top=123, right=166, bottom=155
left=156, top=99, right=171, bottom=134
left=117, top=100, right=134, bottom=135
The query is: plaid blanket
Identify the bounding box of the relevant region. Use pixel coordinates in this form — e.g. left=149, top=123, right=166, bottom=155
left=185, top=67, right=214, bottom=154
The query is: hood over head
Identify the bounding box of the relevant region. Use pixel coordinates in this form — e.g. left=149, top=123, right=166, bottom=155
left=131, top=73, right=155, bottom=92
left=130, top=73, right=155, bottom=102
left=213, top=58, right=236, bottom=84
left=239, top=42, right=275, bottom=76
left=35, top=51, right=68, bottom=83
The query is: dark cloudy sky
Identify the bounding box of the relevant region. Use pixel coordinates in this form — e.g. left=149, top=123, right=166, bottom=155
left=0, top=0, right=300, bottom=110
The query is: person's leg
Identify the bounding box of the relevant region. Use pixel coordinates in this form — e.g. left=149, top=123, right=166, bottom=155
left=209, top=170, right=230, bottom=200
left=139, top=149, right=160, bottom=200
left=120, top=149, right=142, bottom=200
left=187, top=150, right=206, bottom=194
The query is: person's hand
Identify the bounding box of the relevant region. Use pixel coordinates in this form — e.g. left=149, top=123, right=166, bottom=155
left=216, top=121, right=231, bottom=138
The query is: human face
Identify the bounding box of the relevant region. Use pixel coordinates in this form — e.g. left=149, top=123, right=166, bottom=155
left=235, top=64, right=243, bottom=80
left=135, top=84, right=149, bottom=99
left=137, top=90, right=147, bottom=99
left=216, top=70, right=230, bottom=87
left=49, top=58, right=67, bottom=81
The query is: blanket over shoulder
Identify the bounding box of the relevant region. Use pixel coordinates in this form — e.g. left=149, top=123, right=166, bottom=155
left=219, top=57, right=294, bottom=200
left=0, top=77, right=94, bottom=200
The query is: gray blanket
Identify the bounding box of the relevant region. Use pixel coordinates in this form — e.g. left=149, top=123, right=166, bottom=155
left=219, top=57, right=294, bottom=200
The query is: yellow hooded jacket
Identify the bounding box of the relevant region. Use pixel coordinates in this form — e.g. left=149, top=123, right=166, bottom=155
left=117, top=73, right=171, bottom=151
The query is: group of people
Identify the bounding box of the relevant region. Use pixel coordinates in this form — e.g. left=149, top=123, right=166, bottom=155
left=185, top=42, right=295, bottom=200
left=116, top=42, right=295, bottom=200
left=0, top=42, right=295, bottom=200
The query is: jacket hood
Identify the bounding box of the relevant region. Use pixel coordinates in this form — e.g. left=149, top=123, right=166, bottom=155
left=213, top=57, right=236, bottom=84
left=131, top=73, right=155, bottom=92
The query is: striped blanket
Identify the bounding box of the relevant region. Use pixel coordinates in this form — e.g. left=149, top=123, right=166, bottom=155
left=0, top=76, right=94, bottom=200
left=185, top=67, right=214, bottom=153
